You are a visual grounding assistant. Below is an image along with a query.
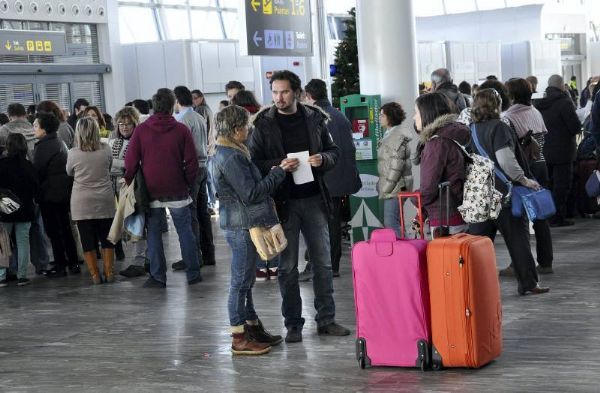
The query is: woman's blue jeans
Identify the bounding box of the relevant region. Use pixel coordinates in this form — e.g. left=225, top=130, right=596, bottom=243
left=224, top=229, right=259, bottom=326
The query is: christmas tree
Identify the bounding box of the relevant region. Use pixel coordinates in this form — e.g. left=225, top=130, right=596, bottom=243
left=331, top=7, right=359, bottom=108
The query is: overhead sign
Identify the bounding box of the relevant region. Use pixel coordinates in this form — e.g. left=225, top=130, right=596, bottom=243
left=0, top=30, right=67, bottom=56
left=240, top=0, right=312, bottom=57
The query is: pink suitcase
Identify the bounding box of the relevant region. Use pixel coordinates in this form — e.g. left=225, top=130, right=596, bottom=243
left=352, top=228, right=431, bottom=370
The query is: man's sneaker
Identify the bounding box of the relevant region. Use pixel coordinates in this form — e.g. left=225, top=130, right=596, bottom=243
left=268, top=267, right=278, bottom=280
left=172, top=260, right=186, bottom=271
left=332, top=271, right=340, bottom=278
left=142, top=277, right=166, bottom=288
left=119, top=265, right=146, bottom=278
left=246, top=320, right=283, bottom=346
left=499, top=265, right=514, bottom=277
left=317, top=322, right=350, bottom=336
left=17, top=278, right=30, bottom=286
left=188, top=275, right=203, bottom=285
left=0, top=279, right=7, bottom=287
left=537, top=265, right=554, bottom=274
left=256, top=268, right=269, bottom=282
left=285, top=326, right=303, bottom=343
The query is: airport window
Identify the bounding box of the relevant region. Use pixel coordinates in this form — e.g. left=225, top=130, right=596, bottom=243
left=221, top=11, right=240, bottom=40
left=163, top=8, right=191, bottom=40
left=118, top=6, right=160, bottom=44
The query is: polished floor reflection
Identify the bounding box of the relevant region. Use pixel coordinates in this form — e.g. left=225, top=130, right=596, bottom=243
left=1, top=217, right=600, bottom=392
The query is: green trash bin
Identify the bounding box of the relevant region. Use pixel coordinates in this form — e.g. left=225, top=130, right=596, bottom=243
left=340, top=94, right=385, bottom=243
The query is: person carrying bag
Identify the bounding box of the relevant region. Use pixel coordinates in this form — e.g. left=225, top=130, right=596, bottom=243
left=212, top=105, right=294, bottom=356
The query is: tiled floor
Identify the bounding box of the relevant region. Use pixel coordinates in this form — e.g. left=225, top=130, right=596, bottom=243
left=1, top=217, right=599, bottom=392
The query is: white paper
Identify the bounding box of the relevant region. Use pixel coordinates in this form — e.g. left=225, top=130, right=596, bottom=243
left=287, top=151, right=314, bottom=185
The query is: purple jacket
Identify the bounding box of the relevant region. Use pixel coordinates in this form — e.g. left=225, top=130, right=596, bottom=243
left=124, top=113, right=198, bottom=202
left=417, top=114, right=470, bottom=226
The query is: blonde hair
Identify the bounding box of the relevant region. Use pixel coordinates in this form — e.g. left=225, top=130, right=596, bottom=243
left=75, top=117, right=102, bottom=152
left=115, top=106, right=140, bottom=127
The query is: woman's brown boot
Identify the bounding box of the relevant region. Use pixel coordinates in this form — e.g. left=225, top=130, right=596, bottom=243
left=102, top=248, right=115, bottom=283
left=83, top=251, right=101, bottom=284
left=230, top=326, right=271, bottom=355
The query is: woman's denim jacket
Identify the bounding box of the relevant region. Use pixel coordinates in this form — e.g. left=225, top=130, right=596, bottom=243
left=212, top=137, right=286, bottom=230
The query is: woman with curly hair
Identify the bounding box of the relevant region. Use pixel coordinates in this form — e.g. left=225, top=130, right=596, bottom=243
left=377, top=102, right=413, bottom=237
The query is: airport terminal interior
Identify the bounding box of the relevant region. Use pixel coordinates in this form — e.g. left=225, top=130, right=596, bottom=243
left=1, top=0, right=600, bottom=391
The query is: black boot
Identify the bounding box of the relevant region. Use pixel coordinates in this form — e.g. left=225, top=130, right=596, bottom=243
left=115, top=241, right=125, bottom=261
left=245, top=320, right=283, bottom=346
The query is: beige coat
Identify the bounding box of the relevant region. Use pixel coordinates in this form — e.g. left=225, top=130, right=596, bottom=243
left=377, top=125, right=414, bottom=199
left=66, top=145, right=116, bottom=221
left=107, top=179, right=139, bottom=244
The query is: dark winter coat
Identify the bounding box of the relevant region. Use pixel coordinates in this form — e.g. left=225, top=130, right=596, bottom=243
left=534, top=86, right=582, bottom=164
left=124, top=113, right=199, bottom=202
left=33, top=133, right=72, bottom=204
left=315, top=99, right=361, bottom=197
left=417, top=114, right=470, bottom=226
left=213, top=137, right=286, bottom=230
left=249, top=104, right=340, bottom=222
left=0, top=155, right=38, bottom=222
left=436, top=82, right=468, bottom=111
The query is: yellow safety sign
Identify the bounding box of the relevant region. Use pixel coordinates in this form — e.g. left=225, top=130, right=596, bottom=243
left=263, top=0, right=272, bottom=15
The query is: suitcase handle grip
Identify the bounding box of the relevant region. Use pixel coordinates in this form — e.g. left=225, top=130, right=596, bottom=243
left=370, top=228, right=397, bottom=243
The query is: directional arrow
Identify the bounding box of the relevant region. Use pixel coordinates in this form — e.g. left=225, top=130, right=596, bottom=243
left=251, top=0, right=260, bottom=12
left=5, top=40, right=11, bottom=51
left=253, top=31, right=263, bottom=47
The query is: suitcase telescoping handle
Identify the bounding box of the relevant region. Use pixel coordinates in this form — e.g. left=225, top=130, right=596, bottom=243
left=434, top=181, right=451, bottom=239
left=398, top=192, right=424, bottom=240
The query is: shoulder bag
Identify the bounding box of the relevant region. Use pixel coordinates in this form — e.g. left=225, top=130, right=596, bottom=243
left=470, top=124, right=556, bottom=221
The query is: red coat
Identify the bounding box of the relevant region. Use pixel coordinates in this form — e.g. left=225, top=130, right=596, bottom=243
left=124, top=113, right=198, bottom=202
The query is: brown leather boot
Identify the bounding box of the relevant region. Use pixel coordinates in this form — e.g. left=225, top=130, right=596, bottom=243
left=231, top=332, right=271, bottom=355
left=83, top=251, right=101, bottom=285
left=102, top=248, right=115, bottom=283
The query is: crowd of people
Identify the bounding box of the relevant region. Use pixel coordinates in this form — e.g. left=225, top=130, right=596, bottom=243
left=380, top=68, right=599, bottom=297
left=0, top=67, right=598, bottom=355
left=0, top=74, right=360, bottom=356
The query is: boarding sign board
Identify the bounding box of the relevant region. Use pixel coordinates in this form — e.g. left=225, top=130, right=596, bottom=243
left=239, top=0, right=312, bottom=57
left=0, top=29, right=67, bottom=56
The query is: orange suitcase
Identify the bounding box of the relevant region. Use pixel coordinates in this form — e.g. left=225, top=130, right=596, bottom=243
left=427, top=233, right=503, bottom=369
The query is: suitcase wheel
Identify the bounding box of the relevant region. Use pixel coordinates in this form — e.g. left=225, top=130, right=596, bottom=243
left=359, top=356, right=366, bottom=369
left=416, top=340, right=430, bottom=372
left=356, top=338, right=370, bottom=369
left=431, top=345, right=443, bottom=371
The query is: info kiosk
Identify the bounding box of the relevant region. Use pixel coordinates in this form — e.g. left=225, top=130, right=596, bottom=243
left=341, top=94, right=384, bottom=243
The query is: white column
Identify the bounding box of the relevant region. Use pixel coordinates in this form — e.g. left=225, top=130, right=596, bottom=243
left=356, top=0, right=420, bottom=187
left=356, top=0, right=419, bottom=114
left=98, top=0, right=126, bottom=115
